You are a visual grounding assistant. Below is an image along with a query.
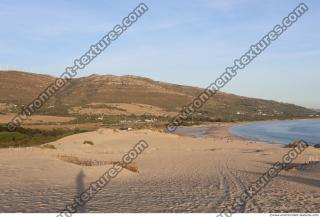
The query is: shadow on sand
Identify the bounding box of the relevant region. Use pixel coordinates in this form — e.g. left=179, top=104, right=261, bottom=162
left=75, top=170, right=86, bottom=212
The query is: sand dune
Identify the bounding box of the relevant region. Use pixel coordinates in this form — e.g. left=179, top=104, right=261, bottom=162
left=0, top=124, right=319, bottom=212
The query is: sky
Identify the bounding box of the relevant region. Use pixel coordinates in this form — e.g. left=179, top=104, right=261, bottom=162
left=0, top=0, right=319, bottom=109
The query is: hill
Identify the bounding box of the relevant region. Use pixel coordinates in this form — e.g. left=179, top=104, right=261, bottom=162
left=0, top=70, right=318, bottom=122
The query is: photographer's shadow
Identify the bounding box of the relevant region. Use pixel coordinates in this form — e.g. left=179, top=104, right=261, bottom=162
left=75, top=170, right=86, bottom=213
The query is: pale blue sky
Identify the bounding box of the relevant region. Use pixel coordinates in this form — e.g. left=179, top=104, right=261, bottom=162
left=0, top=0, right=319, bottom=108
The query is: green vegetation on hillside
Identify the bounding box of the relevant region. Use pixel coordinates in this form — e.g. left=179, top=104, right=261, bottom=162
left=82, top=104, right=127, bottom=111
left=68, top=114, right=168, bottom=127
left=0, top=71, right=319, bottom=122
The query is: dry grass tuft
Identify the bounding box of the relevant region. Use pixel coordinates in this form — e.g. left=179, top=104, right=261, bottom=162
left=83, top=140, right=94, bottom=145
left=57, top=155, right=109, bottom=166
left=112, top=161, right=139, bottom=173
left=57, top=155, right=139, bottom=173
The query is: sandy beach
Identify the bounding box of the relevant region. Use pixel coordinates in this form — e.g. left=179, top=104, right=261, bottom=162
left=0, top=123, right=319, bottom=213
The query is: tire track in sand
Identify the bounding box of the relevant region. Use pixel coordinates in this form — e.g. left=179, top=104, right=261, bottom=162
left=223, top=159, right=261, bottom=213
left=211, top=164, right=232, bottom=211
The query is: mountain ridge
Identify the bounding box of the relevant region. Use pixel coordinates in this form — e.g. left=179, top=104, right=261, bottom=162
left=0, top=70, right=317, bottom=121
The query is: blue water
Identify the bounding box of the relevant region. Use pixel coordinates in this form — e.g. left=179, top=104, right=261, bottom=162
left=230, top=119, right=320, bottom=146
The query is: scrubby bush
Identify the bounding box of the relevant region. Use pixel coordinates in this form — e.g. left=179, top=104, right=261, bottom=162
left=0, top=125, right=87, bottom=148
left=83, top=140, right=94, bottom=145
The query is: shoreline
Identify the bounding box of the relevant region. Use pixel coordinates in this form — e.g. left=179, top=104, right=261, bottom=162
left=176, top=119, right=320, bottom=147
left=172, top=122, right=278, bottom=146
